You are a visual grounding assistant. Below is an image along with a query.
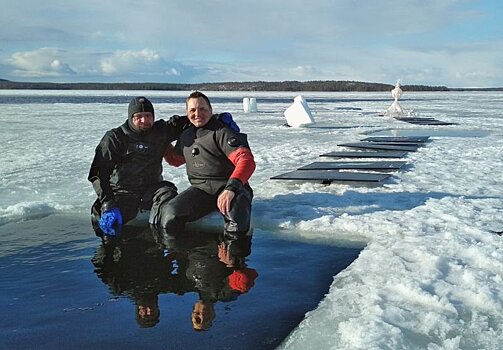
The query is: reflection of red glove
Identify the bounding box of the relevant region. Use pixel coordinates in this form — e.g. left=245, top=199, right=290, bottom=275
left=228, top=267, right=258, bottom=293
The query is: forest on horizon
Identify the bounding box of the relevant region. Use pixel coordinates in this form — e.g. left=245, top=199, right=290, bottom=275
left=1, top=79, right=500, bottom=91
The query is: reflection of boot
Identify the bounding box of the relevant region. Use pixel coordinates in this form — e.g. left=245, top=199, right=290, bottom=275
left=101, top=235, right=119, bottom=246
left=222, top=232, right=252, bottom=261
left=149, top=225, right=182, bottom=250
left=91, top=242, right=120, bottom=270
left=222, top=229, right=252, bottom=242
left=91, top=245, right=107, bottom=267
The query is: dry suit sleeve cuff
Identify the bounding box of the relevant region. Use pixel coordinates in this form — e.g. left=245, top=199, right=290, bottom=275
left=224, top=178, right=243, bottom=193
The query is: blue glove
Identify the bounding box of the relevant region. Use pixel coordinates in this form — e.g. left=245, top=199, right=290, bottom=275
left=99, top=207, right=123, bottom=236
left=218, top=112, right=240, bottom=132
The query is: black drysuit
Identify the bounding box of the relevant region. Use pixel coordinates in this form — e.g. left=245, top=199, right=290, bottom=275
left=88, top=115, right=188, bottom=235
left=157, top=117, right=254, bottom=234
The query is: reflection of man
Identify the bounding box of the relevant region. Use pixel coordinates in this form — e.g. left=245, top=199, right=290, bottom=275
left=91, top=227, right=192, bottom=328
left=159, top=91, right=256, bottom=237
left=181, top=232, right=258, bottom=331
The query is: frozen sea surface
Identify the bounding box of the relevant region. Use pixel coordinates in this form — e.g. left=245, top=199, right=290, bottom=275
left=0, top=90, right=502, bottom=349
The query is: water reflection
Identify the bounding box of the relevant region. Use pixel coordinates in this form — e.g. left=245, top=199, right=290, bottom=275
left=91, top=227, right=257, bottom=330
left=182, top=232, right=257, bottom=331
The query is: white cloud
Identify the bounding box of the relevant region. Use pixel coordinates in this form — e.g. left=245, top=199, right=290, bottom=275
left=6, top=48, right=76, bottom=78
left=1, top=47, right=188, bottom=82
left=289, top=66, right=322, bottom=78
left=165, top=68, right=181, bottom=76
left=99, top=49, right=164, bottom=76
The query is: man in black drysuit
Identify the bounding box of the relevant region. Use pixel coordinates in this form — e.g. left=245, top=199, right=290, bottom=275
left=88, top=96, right=189, bottom=237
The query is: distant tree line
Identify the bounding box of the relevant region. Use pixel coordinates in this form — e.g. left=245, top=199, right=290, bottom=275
left=193, top=80, right=451, bottom=92
left=2, top=78, right=492, bottom=91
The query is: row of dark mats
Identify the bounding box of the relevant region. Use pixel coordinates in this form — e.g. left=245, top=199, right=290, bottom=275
left=394, top=116, right=456, bottom=126
left=270, top=136, right=431, bottom=185
left=375, top=113, right=457, bottom=126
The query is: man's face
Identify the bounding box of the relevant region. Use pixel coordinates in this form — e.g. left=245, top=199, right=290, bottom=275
left=186, top=97, right=212, bottom=127
left=132, top=112, right=154, bottom=131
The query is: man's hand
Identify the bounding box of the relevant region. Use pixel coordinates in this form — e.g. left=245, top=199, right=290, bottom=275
left=217, top=189, right=235, bottom=216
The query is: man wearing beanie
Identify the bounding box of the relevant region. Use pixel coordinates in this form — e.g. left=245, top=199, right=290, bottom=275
left=88, top=96, right=189, bottom=238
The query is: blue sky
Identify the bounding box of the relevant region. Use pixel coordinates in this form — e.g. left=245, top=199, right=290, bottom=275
left=1, top=0, right=501, bottom=87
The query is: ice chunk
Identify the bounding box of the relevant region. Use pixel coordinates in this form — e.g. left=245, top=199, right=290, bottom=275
left=249, top=97, right=257, bottom=112
left=284, top=95, right=315, bottom=127
left=243, top=97, right=250, bottom=113
left=243, top=97, right=257, bottom=113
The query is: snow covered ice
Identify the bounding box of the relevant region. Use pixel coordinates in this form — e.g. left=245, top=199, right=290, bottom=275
left=0, top=89, right=502, bottom=349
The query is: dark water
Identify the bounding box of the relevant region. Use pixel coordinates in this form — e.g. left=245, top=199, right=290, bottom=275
left=0, top=215, right=361, bottom=349
left=0, top=94, right=431, bottom=105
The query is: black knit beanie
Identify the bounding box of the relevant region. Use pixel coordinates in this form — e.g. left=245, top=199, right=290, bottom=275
left=128, top=96, right=154, bottom=120
left=127, top=96, right=155, bottom=132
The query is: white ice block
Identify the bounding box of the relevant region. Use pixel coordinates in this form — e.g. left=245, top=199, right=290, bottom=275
left=243, top=97, right=250, bottom=113
left=294, top=95, right=308, bottom=106
left=249, top=97, right=257, bottom=112
left=284, top=96, right=315, bottom=127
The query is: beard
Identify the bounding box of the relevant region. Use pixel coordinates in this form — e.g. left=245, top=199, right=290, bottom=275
left=136, top=122, right=153, bottom=131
